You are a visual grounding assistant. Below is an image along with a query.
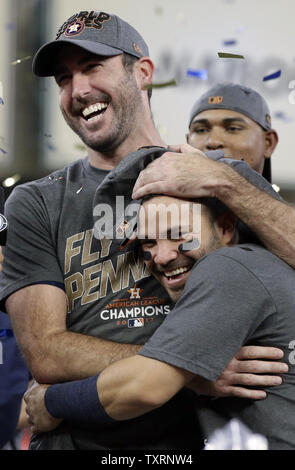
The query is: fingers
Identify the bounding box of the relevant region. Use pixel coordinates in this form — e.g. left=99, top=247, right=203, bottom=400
left=168, top=143, right=204, bottom=155
left=132, top=180, right=168, bottom=200
left=232, top=359, right=288, bottom=375
left=221, top=386, right=267, bottom=400
left=236, top=345, right=284, bottom=360
left=24, top=381, right=38, bottom=403
left=227, top=372, right=282, bottom=387
left=132, top=170, right=147, bottom=197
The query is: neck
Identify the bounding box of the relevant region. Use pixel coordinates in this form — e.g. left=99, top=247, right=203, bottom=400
left=87, top=117, right=166, bottom=170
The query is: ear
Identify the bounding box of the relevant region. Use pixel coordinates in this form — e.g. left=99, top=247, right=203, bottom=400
left=215, top=211, right=238, bottom=246
left=134, top=57, right=154, bottom=90
left=264, top=129, right=279, bottom=159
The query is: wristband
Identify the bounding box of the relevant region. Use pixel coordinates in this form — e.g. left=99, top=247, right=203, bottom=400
left=44, top=373, right=116, bottom=426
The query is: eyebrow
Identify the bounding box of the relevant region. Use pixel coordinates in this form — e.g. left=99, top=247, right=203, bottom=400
left=54, top=54, right=108, bottom=77
left=191, top=117, right=248, bottom=127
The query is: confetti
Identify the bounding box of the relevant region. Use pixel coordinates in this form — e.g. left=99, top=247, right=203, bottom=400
left=0, top=148, right=7, bottom=155
left=74, top=143, right=86, bottom=151
left=274, top=111, right=293, bottom=123
left=144, top=79, right=177, bottom=90
left=263, top=70, right=281, bottom=81
left=11, top=55, right=32, bottom=65
left=218, top=52, right=244, bottom=59
left=187, top=69, right=208, bottom=80
left=272, top=184, right=280, bottom=193
left=44, top=133, right=52, bottom=138
left=76, top=186, right=84, bottom=194
left=223, top=40, right=237, bottom=46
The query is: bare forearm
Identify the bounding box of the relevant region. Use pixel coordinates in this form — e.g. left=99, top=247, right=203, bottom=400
left=216, top=165, right=295, bottom=267
left=98, top=356, right=191, bottom=420
left=7, top=286, right=141, bottom=384
left=37, top=331, right=141, bottom=384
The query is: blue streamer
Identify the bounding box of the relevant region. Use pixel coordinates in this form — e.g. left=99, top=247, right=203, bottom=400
left=263, top=70, right=281, bottom=81
left=186, top=69, right=208, bottom=80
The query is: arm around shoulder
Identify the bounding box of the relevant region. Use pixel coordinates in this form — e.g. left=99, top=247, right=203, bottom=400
left=215, top=167, right=295, bottom=268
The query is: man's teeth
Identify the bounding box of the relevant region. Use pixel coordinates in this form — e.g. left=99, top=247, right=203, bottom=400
left=82, top=102, right=108, bottom=117
left=164, top=266, right=191, bottom=278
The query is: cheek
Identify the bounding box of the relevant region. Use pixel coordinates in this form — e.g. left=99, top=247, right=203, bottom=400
left=230, top=139, right=263, bottom=167
left=229, top=133, right=261, bottom=154
left=59, top=86, right=73, bottom=110
left=188, top=133, right=206, bottom=150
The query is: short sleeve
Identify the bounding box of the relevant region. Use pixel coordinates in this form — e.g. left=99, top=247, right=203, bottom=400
left=139, top=251, right=276, bottom=381
left=0, top=185, right=64, bottom=308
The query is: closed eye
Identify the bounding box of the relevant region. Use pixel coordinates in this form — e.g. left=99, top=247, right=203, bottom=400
left=84, top=63, right=103, bottom=73
left=140, top=239, right=156, bottom=249
left=226, top=125, right=244, bottom=132
left=191, top=126, right=209, bottom=134
left=55, top=73, right=71, bottom=86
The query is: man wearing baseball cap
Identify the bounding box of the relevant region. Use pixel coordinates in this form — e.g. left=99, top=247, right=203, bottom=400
left=33, top=11, right=150, bottom=76
left=0, top=10, right=291, bottom=451
left=132, top=83, right=295, bottom=269
left=187, top=83, right=278, bottom=183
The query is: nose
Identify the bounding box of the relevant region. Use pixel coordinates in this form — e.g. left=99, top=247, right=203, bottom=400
left=71, top=72, right=91, bottom=101
left=205, top=127, right=224, bottom=150
left=153, top=241, right=179, bottom=266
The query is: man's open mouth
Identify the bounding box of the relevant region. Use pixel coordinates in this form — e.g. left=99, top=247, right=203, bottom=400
left=82, top=102, right=108, bottom=122
left=161, top=265, right=193, bottom=281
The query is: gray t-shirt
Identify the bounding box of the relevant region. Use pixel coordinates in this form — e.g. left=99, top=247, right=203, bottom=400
left=0, top=156, right=201, bottom=450
left=139, top=244, right=295, bottom=450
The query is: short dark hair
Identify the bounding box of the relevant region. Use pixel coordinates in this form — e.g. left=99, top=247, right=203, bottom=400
left=122, top=52, right=152, bottom=102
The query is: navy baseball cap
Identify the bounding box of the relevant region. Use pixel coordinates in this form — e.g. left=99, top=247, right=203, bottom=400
left=92, top=147, right=282, bottom=252
left=33, top=10, right=149, bottom=77
left=188, top=83, right=273, bottom=182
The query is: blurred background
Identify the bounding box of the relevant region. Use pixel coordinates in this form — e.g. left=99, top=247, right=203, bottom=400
left=0, top=0, right=294, bottom=201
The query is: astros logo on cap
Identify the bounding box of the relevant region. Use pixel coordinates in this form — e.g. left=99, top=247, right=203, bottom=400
left=64, top=21, right=85, bottom=37
left=208, top=96, right=223, bottom=104
left=133, top=42, right=143, bottom=55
